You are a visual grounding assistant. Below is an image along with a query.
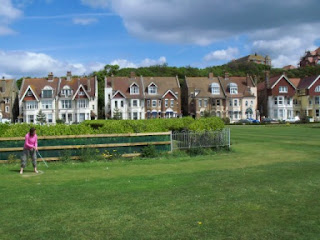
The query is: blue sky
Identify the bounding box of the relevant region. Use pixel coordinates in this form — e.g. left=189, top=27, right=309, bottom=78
left=0, top=0, right=319, bottom=78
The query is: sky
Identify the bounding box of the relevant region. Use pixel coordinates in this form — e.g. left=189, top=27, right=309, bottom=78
left=0, top=0, right=320, bottom=78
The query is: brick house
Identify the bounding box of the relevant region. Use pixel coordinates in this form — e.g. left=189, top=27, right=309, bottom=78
left=258, top=72, right=297, bottom=120
left=185, top=73, right=258, bottom=122
left=105, top=73, right=181, bottom=119
left=299, top=47, right=320, bottom=67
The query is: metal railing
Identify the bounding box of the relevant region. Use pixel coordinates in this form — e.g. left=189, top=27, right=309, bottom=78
left=171, top=128, right=230, bottom=150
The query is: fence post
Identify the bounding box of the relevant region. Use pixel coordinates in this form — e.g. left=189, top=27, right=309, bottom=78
left=170, top=131, right=173, bottom=152
left=228, top=128, right=231, bottom=149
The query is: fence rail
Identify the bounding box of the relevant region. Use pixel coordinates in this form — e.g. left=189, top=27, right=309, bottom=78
left=171, top=128, right=230, bottom=150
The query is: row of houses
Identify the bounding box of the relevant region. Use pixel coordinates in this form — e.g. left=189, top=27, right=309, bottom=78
left=1, top=71, right=320, bottom=123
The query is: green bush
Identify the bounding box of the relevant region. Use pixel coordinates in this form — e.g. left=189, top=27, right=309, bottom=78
left=141, top=145, right=158, bottom=158
left=0, top=117, right=224, bottom=137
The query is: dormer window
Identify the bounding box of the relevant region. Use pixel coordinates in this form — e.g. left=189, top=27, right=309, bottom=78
left=61, top=86, right=73, bottom=97
left=148, top=83, right=157, bottom=94
left=229, top=83, right=238, bottom=94
left=27, top=90, right=33, bottom=96
left=210, top=83, right=220, bottom=95
left=42, top=86, right=53, bottom=98
left=279, top=86, right=288, bottom=93
left=315, top=86, right=320, bottom=92
left=130, top=83, right=139, bottom=95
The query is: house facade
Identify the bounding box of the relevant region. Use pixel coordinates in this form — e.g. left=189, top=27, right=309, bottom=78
left=185, top=73, right=258, bottom=122
left=296, top=75, right=320, bottom=121
left=0, top=77, right=19, bottom=123
left=19, top=72, right=98, bottom=124
left=105, top=73, right=181, bottom=119
left=258, top=72, right=297, bottom=121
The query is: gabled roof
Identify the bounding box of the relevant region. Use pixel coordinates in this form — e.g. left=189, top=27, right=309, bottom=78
left=143, top=76, right=180, bottom=99
left=298, top=75, right=320, bottom=89
left=19, top=77, right=60, bottom=101
left=112, top=90, right=126, bottom=99
left=20, top=85, right=40, bottom=102
left=105, top=76, right=144, bottom=99
left=271, top=75, right=296, bottom=89
left=219, top=75, right=256, bottom=98
left=162, top=89, right=178, bottom=100
left=72, top=84, right=90, bottom=100
left=185, top=76, right=225, bottom=98
left=60, top=76, right=96, bottom=98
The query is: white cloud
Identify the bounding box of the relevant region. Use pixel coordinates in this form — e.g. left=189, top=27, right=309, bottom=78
left=73, top=17, right=98, bottom=25
left=110, top=56, right=167, bottom=69
left=0, top=0, right=22, bottom=35
left=83, top=0, right=320, bottom=66
left=0, top=49, right=105, bottom=78
left=81, top=0, right=109, bottom=8
left=204, top=47, right=239, bottom=62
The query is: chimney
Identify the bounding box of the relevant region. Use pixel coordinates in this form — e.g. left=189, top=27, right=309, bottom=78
left=87, top=78, right=91, bottom=92
left=282, top=71, right=286, bottom=77
left=246, top=73, right=250, bottom=85
left=225, top=72, right=229, bottom=80
left=67, top=71, right=72, bottom=81
left=265, top=71, right=270, bottom=89
left=130, top=72, right=136, bottom=78
left=48, top=72, right=54, bottom=81
left=209, top=72, right=214, bottom=79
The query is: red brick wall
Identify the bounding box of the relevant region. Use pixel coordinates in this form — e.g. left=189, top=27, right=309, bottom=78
left=271, top=78, right=296, bottom=97
left=309, top=79, right=320, bottom=96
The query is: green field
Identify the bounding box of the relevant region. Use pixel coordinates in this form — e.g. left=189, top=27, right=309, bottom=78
left=1, top=124, right=320, bottom=240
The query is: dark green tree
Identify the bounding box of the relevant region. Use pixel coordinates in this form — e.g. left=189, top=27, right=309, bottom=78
left=36, top=110, right=46, bottom=125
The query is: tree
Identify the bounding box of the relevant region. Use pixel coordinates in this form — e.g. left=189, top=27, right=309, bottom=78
left=113, top=108, right=122, bottom=120
left=36, top=110, right=46, bottom=125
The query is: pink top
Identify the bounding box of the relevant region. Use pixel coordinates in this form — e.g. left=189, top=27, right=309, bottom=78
left=24, top=133, right=38, bottom=150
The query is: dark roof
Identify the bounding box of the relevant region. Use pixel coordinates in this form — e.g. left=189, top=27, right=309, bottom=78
left=298, top=75, right=319, bottom=89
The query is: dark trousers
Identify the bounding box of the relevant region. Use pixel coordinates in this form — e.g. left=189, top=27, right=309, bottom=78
left=21, top=148, right=37, bottom=168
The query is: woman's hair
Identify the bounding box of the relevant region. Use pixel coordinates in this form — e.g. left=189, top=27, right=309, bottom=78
left=29, top=127, right=36, bottom=136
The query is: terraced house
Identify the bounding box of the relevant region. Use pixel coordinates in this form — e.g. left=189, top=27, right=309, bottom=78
left=258, top=72, right=297, bottom=121
left=19, top=72, right=98, bottom=124
left=296, top=75, right=320, bottom=121
left=185, top=73, right=258, bottom=122
left=105, top=72, right=181, bottom=119
left=0, top=77, right=19, bottom=123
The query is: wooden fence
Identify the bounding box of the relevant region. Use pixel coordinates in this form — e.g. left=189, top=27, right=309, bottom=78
left=0, top=132, right=171, bottom=163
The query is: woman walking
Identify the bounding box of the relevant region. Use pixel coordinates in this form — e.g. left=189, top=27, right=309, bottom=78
left=20, top=127, right=38, bottom=174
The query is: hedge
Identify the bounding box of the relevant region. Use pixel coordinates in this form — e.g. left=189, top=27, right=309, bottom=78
left=0, top=117, right=224, bottom=137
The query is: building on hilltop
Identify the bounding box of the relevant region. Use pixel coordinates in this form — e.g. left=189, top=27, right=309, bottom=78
left=0, top=77, right=19, bottom=123
left=18, top=72, right=98, bottom=124
left=299, top=47, right=320, bottom=67
left=104, top=72, right=181, bottom=119
left=232, top=53, right=271, bottom=66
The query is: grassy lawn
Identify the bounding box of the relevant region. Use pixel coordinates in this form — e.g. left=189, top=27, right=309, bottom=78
left=1, top=124, right=320, bottom=239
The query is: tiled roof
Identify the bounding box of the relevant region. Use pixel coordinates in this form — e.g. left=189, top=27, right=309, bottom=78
left=289, top=78, right=301, bottom=88
left=60, top=76, right=96, bottom=97
left=185, top=76, right=225, bottom=98
left=219, top=76, right=256, bottom=98
left=19, top=77, right=60, bottom=100
left=143, top=77, right=180, bottom=99
left=298, top=75, right=319, bottom=89
left=106, top=76, right=144, bottom=99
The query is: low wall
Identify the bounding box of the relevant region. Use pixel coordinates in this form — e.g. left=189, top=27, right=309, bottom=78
left=0, top=132, right=171, bottom=162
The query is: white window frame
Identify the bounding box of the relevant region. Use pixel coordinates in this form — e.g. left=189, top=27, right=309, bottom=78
left=234, top=99, right=238, bottom=107
left=61, top=100, right=72, bottom=109
left=78, top=99, right=88, bottom=109
left=279, top=86, right=288, bottom=93
left=152, top=100, right=157, bottom=107
left=278, top=96, right=284, bottom=105
left=165, top=99, right=168, bottom=107
left=171, top=99, right=174, bottom=108
left=41, top=100, right=52, bottom=109
left=199, top=99, right=202, bottom=107
left=5, top=106, right=9, bottom=113
left=47, top=113, right=53, bottom=123
left=229, top=83, right=238, bottom=94
left=148, top=85, right=157, bottom=94
left=28, top=115, right=34, bottom=123
left=204, top=99, right=208, bottom=107
left=274, top=97, right=278, bottom=105
left=315, top=86, right=320, bottom=92
left=130, top=84, right=139, bottom=95
left=132, top=100, right=138, bottom=107
left=5, top=98, right=9, bottom=104
left=315, top=96, right=320, bottom=105
left=26, top=101, right=38, bottom=110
